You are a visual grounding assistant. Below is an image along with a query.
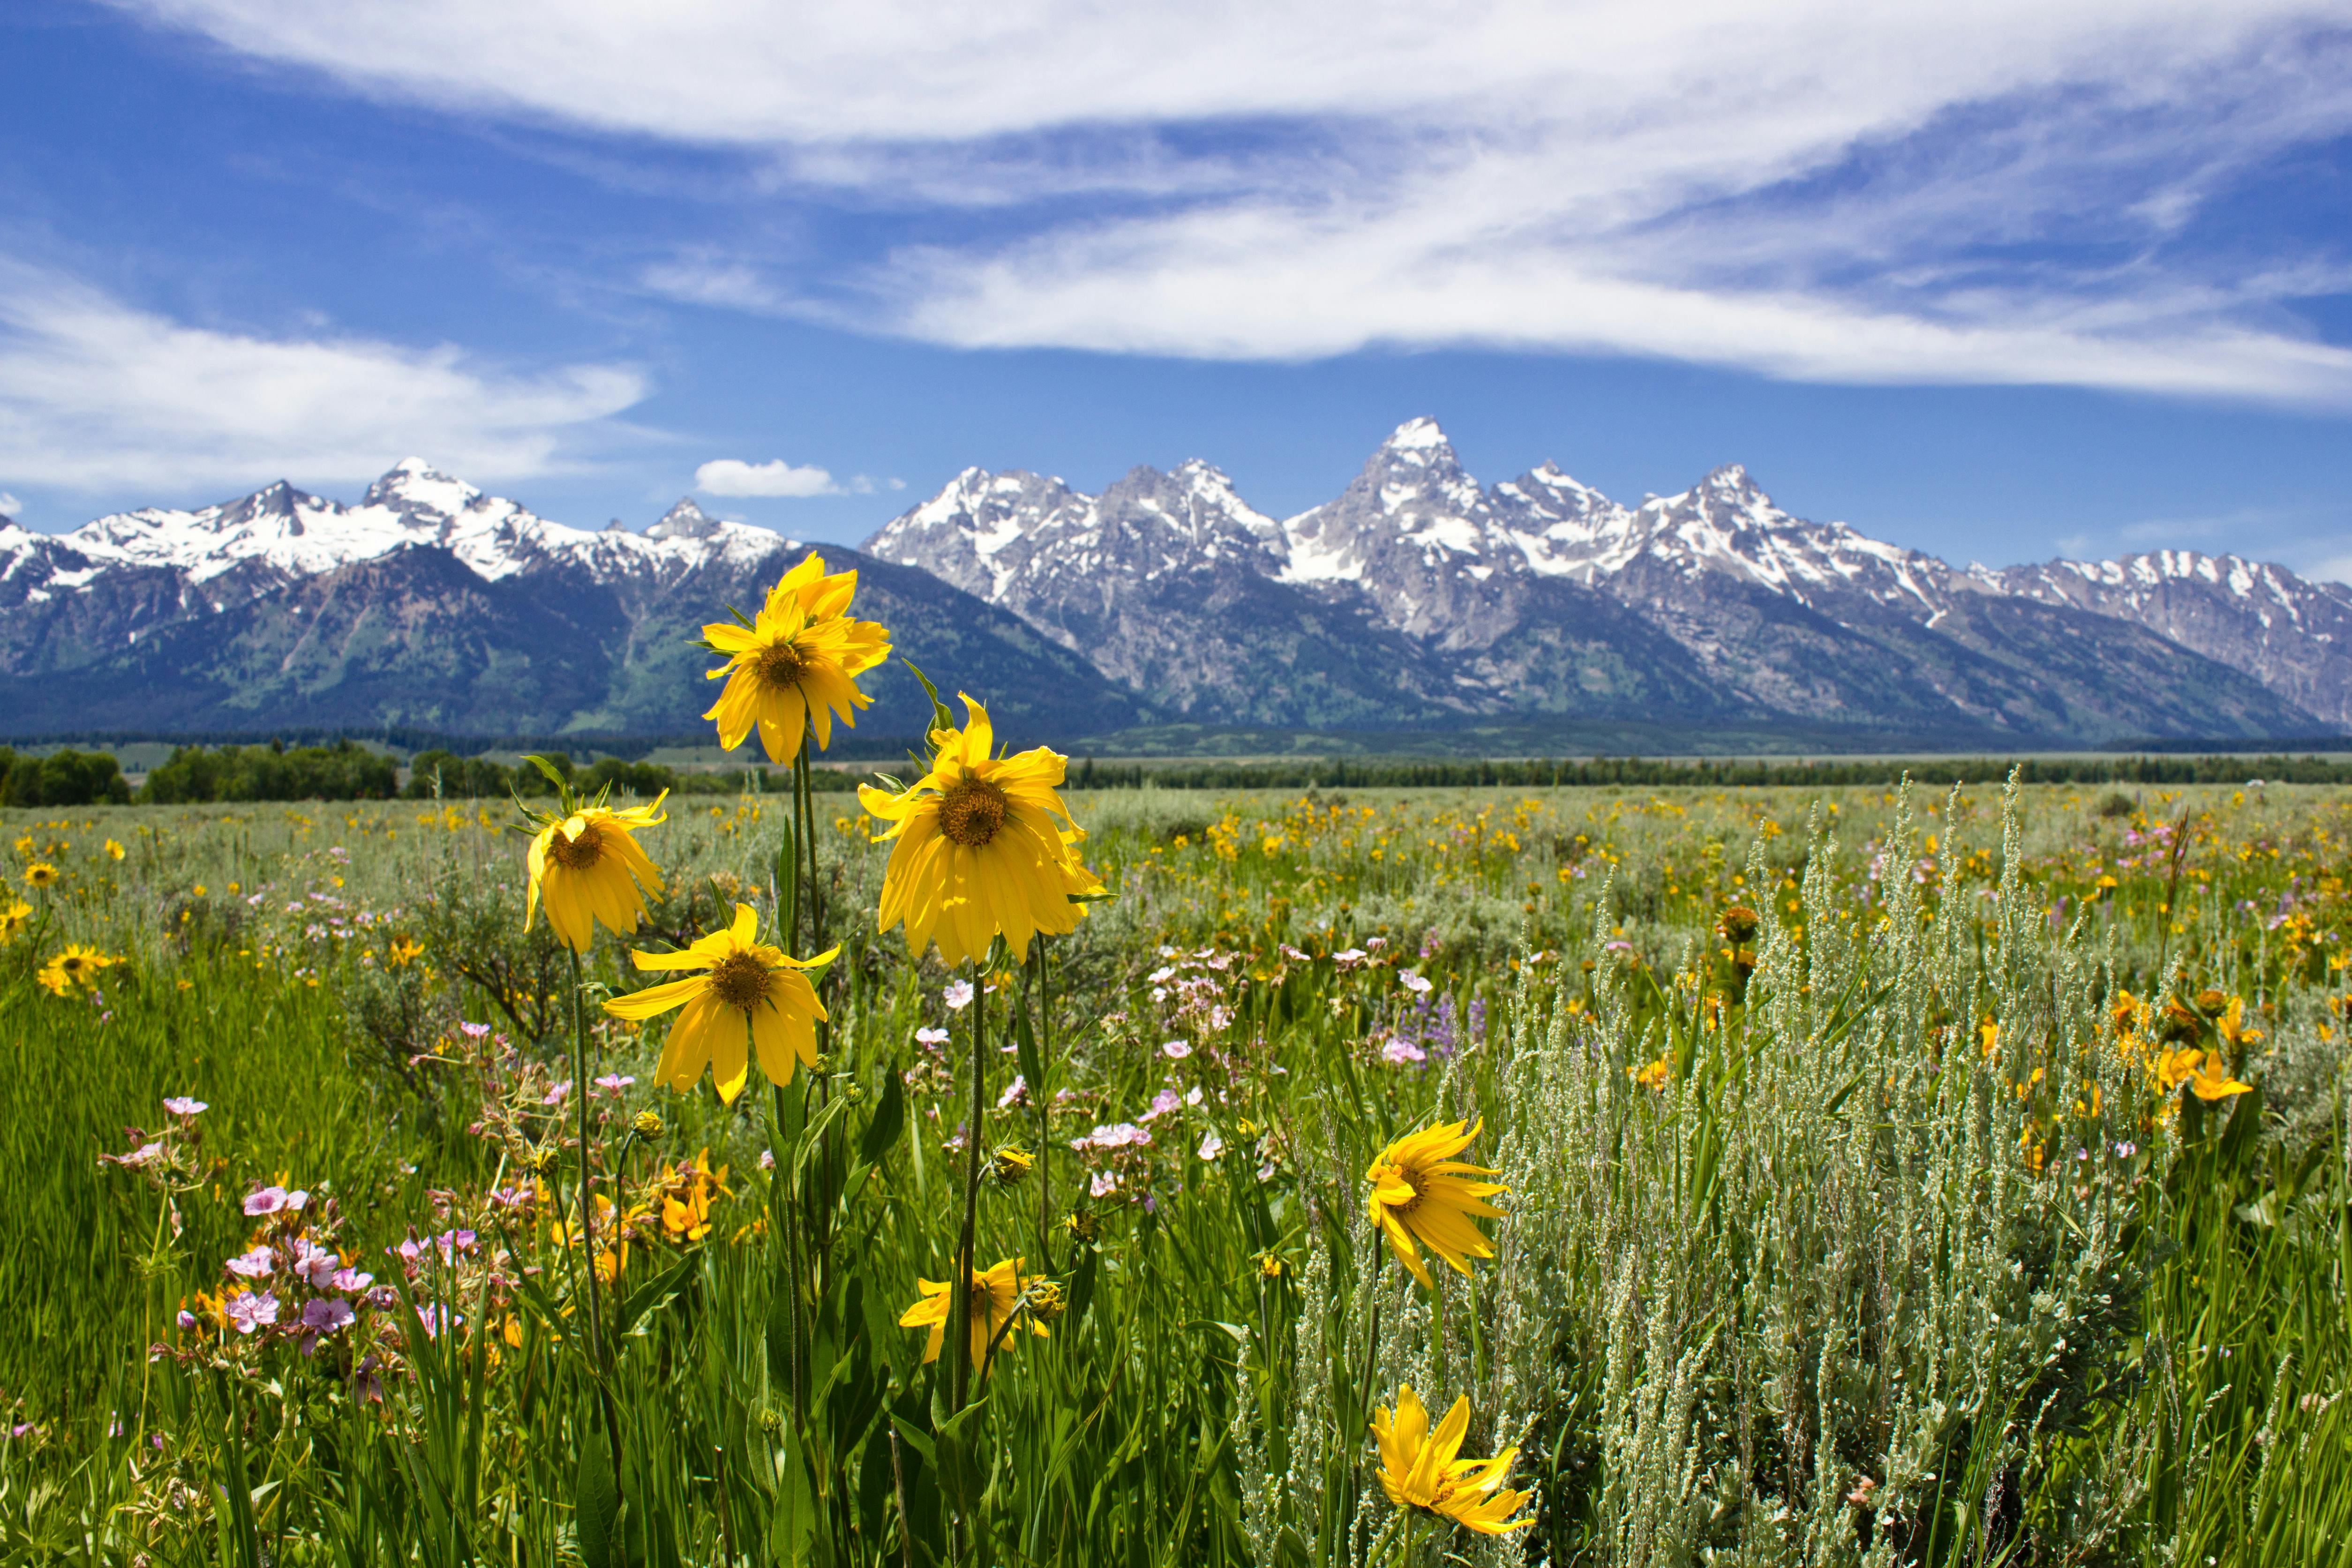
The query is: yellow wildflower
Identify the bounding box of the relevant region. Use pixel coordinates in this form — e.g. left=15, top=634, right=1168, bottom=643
left=523, top=794, right=667, bottom=953
left=602, top=903, right=834, bottom=1103
left=897, top=1256, right=1048, bottom=1374
left=1365, top=1119, right=1506, bottom=1288
left=1371, top=1386, right=1533, bottom=1536
left=701, top=554, right=891, bottom=760
left=859, top=695, right=1103, bottom=967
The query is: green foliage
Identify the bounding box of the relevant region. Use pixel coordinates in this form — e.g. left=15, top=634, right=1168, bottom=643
left=406, top=748, right=866, bottom=800
left=400, top=750, right=518, bottom=801
left=142, top=739, right=398, bottom=803
left=1067, top=751, right=2352, bottom=791
left=0, top=746, right=133, bottom=806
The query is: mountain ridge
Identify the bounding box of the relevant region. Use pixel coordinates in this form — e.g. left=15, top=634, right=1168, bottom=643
left=862, top=418, right=2342, bottom=745
left=6, top=422, right=2345, bottom=750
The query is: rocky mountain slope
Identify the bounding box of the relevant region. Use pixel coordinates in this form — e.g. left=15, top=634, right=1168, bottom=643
left=6, top=427, right=2341, bottom=749
left=0, top=464, right=1143, bottom=743
left=865, top=419, right=2337, bottom=745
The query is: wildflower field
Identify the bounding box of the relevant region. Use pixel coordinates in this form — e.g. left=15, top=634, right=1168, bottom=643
left=5, top=568, right=2351, bottom=1566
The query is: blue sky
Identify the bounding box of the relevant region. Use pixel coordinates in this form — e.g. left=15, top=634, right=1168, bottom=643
left=3, top=2, right=2351, bottom=574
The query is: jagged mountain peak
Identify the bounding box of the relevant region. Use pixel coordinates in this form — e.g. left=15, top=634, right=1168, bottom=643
left=363, top=458, right=483, bottom=520
left=217, top=480, right=312, bottom=525
left=1381, top=415, right=1453, bottom=454
left=648, top=496, right=723, bottom=540
left=1657, top=463, right=1785, bottom=524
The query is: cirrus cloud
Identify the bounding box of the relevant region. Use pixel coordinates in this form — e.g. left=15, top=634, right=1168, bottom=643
left=110, top=0, right=2352, bottom=406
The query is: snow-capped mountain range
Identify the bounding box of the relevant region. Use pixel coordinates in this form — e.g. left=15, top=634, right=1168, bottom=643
left=4, top=421, right=2346, bottom=747
left=861, top=418, right=2352, bottom=743
left=0, top=462, right=1138, bottom=741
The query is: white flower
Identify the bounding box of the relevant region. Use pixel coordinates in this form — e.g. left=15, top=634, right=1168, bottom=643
left=943, top=980, right=975, bottom=1011
left=1197, top=1129, right=1224, bottom=1161
left=1399, top=969, right=1434, bottom=995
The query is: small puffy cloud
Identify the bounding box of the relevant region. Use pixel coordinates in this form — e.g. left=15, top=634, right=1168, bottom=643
left=0, top=257, right=646, bottom=489
left=693, top=459, right=901, bottom=497
left=0, top=491, right=21, bottom=518
left=694, top=458, right=842, bottom=497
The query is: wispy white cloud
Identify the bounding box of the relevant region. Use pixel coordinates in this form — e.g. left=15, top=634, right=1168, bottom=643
left=113, top=0, right=2352, bottom=402
left=0, top=258, right=647, bottom=490
left=0, top=491, right=21, bottom=518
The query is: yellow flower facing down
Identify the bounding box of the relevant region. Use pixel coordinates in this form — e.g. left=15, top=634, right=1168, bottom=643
left=524, top=795, right=668, bottom=953
left=104, top=839, right=125, bottom=861
left=859, top=695, right=1102, bottom=967
left=897, top=1256, right=1048, bottom=1374
left=1372, top=1387, right=1533, bottom=1537
left=702, top=554, right=891, bottom=760
left=603, top=903, right=835, bottom=1104
left=1366, top=1118, right=1506, bottom=1288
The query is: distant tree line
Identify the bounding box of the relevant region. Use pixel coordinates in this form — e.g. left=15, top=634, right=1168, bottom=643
left=402, top=750, right=866, bottom=801
left=5, top=739, right=2347, bottom=808
left=143, top=740, right=399, bottom=803
left=0, top=748, right=134, bottom=806
left=1062, top=752, right=2352, bottom=791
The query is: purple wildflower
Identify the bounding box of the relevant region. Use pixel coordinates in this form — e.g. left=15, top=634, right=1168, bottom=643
left=224, top=1290, right=278, bottom=1335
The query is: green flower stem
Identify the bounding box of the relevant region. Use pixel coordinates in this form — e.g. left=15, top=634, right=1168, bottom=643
left=952, top=959, right=986, bottom=1413
left=1034, top=939, right=1054, bottom=1270
left=568, top=943, right=623, bottom=1478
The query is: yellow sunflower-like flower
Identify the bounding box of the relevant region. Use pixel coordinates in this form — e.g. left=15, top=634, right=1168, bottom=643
left=523, top=794, right=668, bottom=953
left=896, top=1256, right=1048, bottom=1373
left=702, top=554, right=892, bottom=760
left=602, top=903, right=835, bottom=1104
left=24, top=862, right=59, bottom=889
left=1365, top=1118, right=1506, bottom=1288
left=859, top=695, right=1101, bottom=967
left=2157, top=1046, right=2252, bottom=1103
left=1371, top=1387, right=1533, bottom=1536
left=0, top=898, right=30, bottom=941
left=39, top=944, right=117, bottom=995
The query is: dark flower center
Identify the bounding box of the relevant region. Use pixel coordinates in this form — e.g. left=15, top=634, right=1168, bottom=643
left=708, top=951, right=774, bottom=1011
left=548, top=823, right=606, bottom=870
left=755, top=638, right=810, bottom=689
left=938, top=777, right=1010, bottom=847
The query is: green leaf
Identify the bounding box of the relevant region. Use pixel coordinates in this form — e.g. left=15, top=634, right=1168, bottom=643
left=576, top=1436, right=622, bottom=1568
left=1066, top=1243, right=1099, bottom=1330
left=858, top=1070, right=907, bottom=1166
left=901, top=658, right=956, bottom=737
left=888, top=1413, right=937, bottom=1469
left=614, top=1251, right=698, bottom=1340
left=521, top=753, right=571, bottom=793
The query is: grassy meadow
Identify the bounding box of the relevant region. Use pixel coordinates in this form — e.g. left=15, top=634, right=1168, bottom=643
left=2, top=775, right=2349, bottom=1565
